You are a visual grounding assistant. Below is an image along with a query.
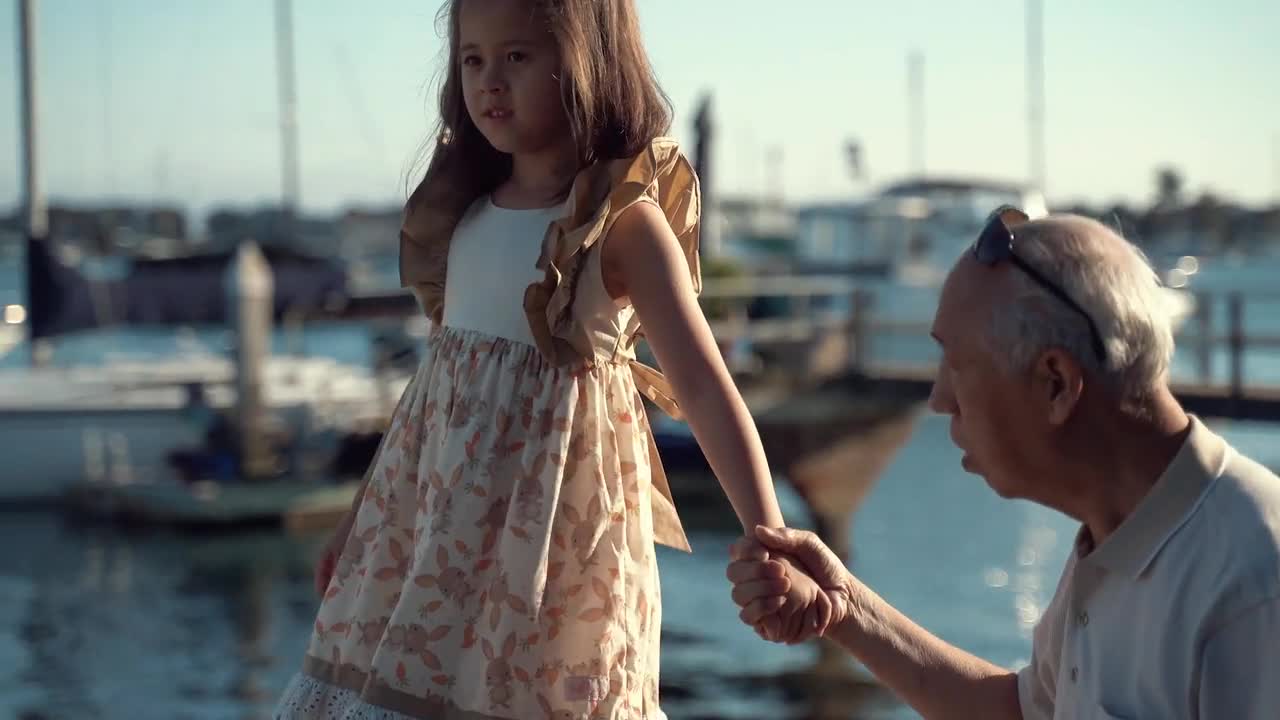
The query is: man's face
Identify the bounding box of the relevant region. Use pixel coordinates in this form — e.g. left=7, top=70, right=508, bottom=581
left=928, top=257, right=1048, bottom=499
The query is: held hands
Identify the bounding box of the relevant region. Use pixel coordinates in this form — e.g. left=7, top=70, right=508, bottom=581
left=740, top=548, right=833, bottom=644
left=726, top=525, right=858, bottom=645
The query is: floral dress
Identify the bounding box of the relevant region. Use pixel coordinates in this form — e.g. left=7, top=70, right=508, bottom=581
left=274, top=138, right=702, bottom=720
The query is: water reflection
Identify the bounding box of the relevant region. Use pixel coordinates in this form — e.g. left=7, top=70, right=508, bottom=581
left=0, top=513, right=324, bottom=720
left=1011, top=512, right=1060, bottom=643
left=0, top=414, right=1107, bottom=720
left=1, top=511, right=904, bottom=720
left=983, top=568, right=1009, bottom=589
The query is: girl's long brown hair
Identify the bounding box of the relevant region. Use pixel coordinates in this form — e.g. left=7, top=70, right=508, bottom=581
left=405, top=0, right=673, bottom=226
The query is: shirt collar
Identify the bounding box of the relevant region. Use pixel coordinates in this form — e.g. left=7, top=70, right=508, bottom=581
left=1076, top=415, right=1228, bottom=579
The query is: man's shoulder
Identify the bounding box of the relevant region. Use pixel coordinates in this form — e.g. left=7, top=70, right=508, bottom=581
left=1193, top=444, right=1280, bottom=604
left=1220, top=439, right=1280, bottom=483
left=1210, top=445, right=1280, bottom=540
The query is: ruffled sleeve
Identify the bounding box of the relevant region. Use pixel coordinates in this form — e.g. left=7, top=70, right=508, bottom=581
left=398, top=196, right=458, bottom=325
left=523, top=137, right=702, bottom=364
left=520, top=138, right=701, bottom=553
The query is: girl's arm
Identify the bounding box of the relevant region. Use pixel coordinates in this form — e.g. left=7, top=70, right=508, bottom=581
left=603, top=202, right=784, bottom=532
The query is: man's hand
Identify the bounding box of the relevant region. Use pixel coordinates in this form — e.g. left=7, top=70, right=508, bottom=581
left=727, top=534, right=830, bottom=644
left=731, top=526, right=1025, bottom=720
left=727, top=525, right=858, bottom=643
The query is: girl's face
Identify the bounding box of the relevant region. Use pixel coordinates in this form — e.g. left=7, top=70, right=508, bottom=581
left=458, top=0, right=570, bottom=156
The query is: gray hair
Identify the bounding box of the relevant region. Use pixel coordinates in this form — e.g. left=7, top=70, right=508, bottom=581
left=985, top=215, right=1175, bottom=401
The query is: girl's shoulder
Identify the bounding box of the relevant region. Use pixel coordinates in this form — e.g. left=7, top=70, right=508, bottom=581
left=572, top=136, right=701, bottom=252
left=398, top=137, right=701, bottom=336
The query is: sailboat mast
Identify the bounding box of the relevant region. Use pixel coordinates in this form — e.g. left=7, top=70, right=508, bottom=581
left=18, top=0, right=45, bottom=240
left=18, top=0, right=47, bottom=365
left=275, top=0, right=300, bottom=236
left=907, top=50, right=924, bottom=177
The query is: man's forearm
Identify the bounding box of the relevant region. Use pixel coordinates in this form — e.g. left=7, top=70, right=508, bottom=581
left=829, top=579, right=1023, bottom=720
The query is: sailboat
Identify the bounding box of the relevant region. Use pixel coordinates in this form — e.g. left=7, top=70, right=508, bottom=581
left=0, top=0, right=412, bottom=516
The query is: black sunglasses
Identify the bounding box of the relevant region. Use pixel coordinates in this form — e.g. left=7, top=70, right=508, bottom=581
left=971, top=206, right=1107, bottom=363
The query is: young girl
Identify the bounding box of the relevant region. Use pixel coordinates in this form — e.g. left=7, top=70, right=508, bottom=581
left=274, top=1, right=828, bottom=717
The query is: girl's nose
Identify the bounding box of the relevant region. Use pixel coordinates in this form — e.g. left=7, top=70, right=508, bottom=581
left=481, top=68, right=506, bottom=95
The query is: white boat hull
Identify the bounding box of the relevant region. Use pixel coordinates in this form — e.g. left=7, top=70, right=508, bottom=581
left=1, top=407, right=206, bottom=501
left=0, top=355, right=411, bottom=503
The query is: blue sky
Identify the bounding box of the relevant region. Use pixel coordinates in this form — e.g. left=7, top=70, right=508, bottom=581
left=1, top=0, right=1277, bottom=222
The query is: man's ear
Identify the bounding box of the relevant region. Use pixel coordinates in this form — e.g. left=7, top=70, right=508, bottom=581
left=1033, top=348, right=1084, bottom=426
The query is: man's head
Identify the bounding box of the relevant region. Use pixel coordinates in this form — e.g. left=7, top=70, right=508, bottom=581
left=928, top=211, right=1176, bottom=500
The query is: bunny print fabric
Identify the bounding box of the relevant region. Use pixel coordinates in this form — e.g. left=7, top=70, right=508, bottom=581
left=275, top=327, right=667, bottom=719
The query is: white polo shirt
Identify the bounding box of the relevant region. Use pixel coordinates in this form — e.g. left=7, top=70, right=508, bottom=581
left=1018, top=416, right=1280, bottom=719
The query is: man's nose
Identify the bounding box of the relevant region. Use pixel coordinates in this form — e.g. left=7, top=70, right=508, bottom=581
left=927, top=372, right=956, bottom=415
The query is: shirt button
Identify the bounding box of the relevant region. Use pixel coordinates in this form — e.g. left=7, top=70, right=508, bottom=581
left=1079, top=611, right=1089, bottom=626
left=1070, top=667, right=1079, bottom=683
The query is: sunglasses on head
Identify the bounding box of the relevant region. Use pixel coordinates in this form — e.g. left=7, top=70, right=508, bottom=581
left=971, top=205, right=1107, bottom=363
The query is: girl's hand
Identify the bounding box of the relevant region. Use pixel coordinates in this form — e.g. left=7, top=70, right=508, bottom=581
left=314, top=509, right=356, bottom=597
left=757, top=555, right=834, bottom=644
left=728, top=535, right=834, bottom=644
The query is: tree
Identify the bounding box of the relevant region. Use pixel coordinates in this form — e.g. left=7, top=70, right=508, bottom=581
left=1154, top=166, right=1184, bottom=210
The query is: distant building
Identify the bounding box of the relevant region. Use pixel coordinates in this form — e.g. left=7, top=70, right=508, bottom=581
left=791, top=176, right=1046, bottom=274
left=204, top=206, right=341, bottom=259
left=707, top=196, right=797, bottom=270
left=206, top=207, right=290, bottom=251
left=337, top=207, right=403, bottom=262
left=42, top=204, right=189, bottom=258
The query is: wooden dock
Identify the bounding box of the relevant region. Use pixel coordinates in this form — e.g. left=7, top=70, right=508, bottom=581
left=64, top=479, right=359, bottom=533
left=304, top=275, right=1280, bottom=556
left=331, top=279, right=1280, bottom=422
left=698, top=280, right=1280, bottom=422
left=852, top=364, right=1280, bottom=422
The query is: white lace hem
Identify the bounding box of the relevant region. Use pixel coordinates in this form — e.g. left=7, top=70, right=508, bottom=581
left=273, top=673, right=418, bottom=720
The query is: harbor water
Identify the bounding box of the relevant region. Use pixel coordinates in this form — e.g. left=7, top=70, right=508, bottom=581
left=2, top=253, right=1280, bottom=719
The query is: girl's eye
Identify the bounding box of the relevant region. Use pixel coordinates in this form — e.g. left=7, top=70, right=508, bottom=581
left=462, top=55, right=481, bottom=68
left=506, top=51, right=527, bottom=63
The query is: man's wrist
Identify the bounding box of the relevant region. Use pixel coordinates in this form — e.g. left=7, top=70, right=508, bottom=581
left=827, top=574, right=863, bottom=633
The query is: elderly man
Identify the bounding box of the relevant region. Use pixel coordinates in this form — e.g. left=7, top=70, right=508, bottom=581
left=727, top=209, right=1280, bottom=719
